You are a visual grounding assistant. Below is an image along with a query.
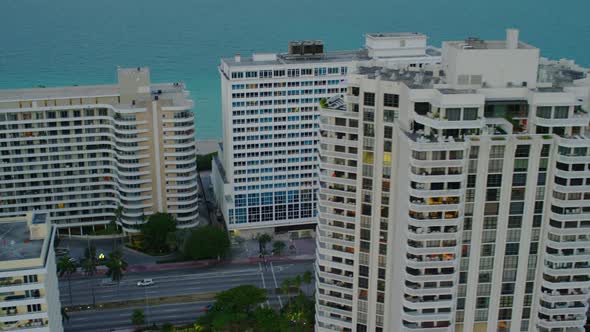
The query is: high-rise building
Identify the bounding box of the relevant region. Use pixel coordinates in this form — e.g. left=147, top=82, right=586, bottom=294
left=0, top=68, right=199, bottom=235
left=0, top=212, right=63, bottom=332
left=315, top=29, right=590, bottom=332
left=212, top=33, right=441, bottom=237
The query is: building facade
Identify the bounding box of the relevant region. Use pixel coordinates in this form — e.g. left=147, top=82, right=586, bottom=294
left=315, top=29, right=590, bottom=332
left=0, top=212, right=63, bottom=332
left=212, top=33, right=441, bottom=236
left=0, top=68, right=199, bottom=235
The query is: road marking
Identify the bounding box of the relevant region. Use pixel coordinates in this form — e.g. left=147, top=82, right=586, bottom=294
left=270, top=262, right=283, bottom=308
left=258, top=263, right=270, bottom=307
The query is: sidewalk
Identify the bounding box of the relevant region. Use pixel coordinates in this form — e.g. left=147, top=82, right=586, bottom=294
left=67, top=254, right=314, bottom=279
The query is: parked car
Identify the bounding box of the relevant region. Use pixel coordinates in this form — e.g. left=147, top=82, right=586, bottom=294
left=137, top=279, right=155, bottom=287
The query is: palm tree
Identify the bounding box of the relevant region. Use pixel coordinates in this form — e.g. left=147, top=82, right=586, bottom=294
left=82, top=243, right=98, bottom=276
left=112, top=205, right=124, bottom=248
left=131, top=309, right=145, bottom=327
left=257, top=233, right=272, bottom=255
left=61, top=307, right=70, bottom=324
left=281, top=278, right=292, bottom=306
left=57, top=255, right=76, bottom=305
left=105, top=250, right=128, bottom=289
left=302, top=271, right=312, bottom=295
left=293, top=275, right=302, bottom=294
left=272, top=241, right=286, bottom=256
left=113, top=205, right=123, bottom=229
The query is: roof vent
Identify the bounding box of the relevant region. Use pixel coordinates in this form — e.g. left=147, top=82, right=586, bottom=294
left=288, top=40, right=324, bottom=55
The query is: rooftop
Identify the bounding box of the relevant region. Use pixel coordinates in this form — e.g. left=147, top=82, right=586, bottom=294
left=538, top=59, right=589, bottom=88
left=0, top=67, right=189, bottom=107
left=0, top=82, right=185, bottom=101
left=445, top=39, right=536, bottom=50
left=366, top=32, right=426, bottom=39
left=356, top=66, right=441, bottom=89
left=222, top=49, right=370, bottom=67
left=0, top=220, right=44, bottom=263
left=0, top=84, right=120, bottom=102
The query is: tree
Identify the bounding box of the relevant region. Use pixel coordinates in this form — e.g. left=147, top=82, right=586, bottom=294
left=183, top=226, right=230, bottom=260
left=281, top=278, right=292, bottom=298
left=253, top=306, right=288, bottom=332
left=141, top=213, right=177, bottom=253
left=215, top=285, right=267, bottom=314
left=160, top=322, right=175, bottom=332
left=281, top=293, right=315, bottom=330
left=165, top=231, right=177, bottom=251
left=272, top=241, right=286, bottom=256
left=256, top=233, right=272, bottom=255
left=105, top=250, right=128, bottom=287
left=302, top=271, right=313, bottom=295
left=81, top=243, right=98, bottom=276
left=293, top=275, right=302, bottom=294
left=61, top=307, right=70, bottom=324
left=131, top=309, right=145, bottom=326
left=57, top=255, right=76, bottom=305
left=198, top=285, right=267, bottom=331
left=111, top=205, right=123, bottom=231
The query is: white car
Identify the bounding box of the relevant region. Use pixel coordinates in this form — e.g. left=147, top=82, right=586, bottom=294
left=137, top=279, right=154, bottom=287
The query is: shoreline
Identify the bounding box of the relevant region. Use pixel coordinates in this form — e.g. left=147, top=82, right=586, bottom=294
left=195, top=139, right=220, bottom=155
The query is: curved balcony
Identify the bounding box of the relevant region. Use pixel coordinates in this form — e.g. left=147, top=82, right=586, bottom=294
left=533, top=114, right=588, bottom=127
left=536, top=316, right=586, bottom=329
left=414, top=113, right=484, bottom=130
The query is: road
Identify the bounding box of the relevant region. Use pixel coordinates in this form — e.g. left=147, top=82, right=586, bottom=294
left=61, top=260, right=314, bottom=332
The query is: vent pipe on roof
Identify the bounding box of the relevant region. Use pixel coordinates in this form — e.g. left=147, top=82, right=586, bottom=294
left=506, top=28, right=519, bottom=49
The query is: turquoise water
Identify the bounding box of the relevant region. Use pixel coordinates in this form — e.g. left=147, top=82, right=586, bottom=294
left=1, top=0, right=589, bottom=139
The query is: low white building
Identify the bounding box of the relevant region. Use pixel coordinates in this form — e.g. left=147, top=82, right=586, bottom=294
left=0, top=212, right=63, bottom=332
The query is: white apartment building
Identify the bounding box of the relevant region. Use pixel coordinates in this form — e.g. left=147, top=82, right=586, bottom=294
left=0, top=68, right=199, bottom=235
left=315, top=29, right=590, bottom=332
left=0, top=212, right=63, bottom=332
left=212, top=33, right=441, bottom=236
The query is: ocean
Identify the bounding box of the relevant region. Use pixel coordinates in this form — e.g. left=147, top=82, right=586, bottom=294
left=1, top=0, right=589, bottom=139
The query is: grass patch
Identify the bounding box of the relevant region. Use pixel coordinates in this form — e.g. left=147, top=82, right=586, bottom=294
left=91, top=228, right=122, bottom=236
left=64, top=292, right=217, bottom=313
left=197, top=152, right=217, bottom=171
left=156, top=255, right=189, bottom=264
left=125, top=244, right=173, bottom=257
left=139, top=323, right=202, bottom=332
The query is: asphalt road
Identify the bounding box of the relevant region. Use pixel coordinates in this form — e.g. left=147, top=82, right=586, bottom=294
left=61, top=261, right=314, bottom=332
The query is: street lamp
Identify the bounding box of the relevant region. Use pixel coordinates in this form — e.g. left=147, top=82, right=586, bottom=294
left=144, top=286, right=151, bottom=325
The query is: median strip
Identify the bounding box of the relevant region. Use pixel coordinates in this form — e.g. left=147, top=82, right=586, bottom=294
left=64, top=292, right=217, bottom=312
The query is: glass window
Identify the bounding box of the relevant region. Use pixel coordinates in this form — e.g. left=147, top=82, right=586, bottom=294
left=512, top=174, right=527, bottom=186
left=514, top=159, right=528, bottom=172
left=463, top=108, right=478, bottom=120
left=515, top=145, right=530, bottom=158
left=554, top=106, right=568, bottom=119
left=536, top=106, right=551, bottom=118
left=488, top=159, right=503, bottom=173
left=446, top=108, right=461, bottom=121
left=490, top=146, right=505, bottom=158
left=363, top=92, right=375, bottom=106
left=383, top=93, right=399, bottom=108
